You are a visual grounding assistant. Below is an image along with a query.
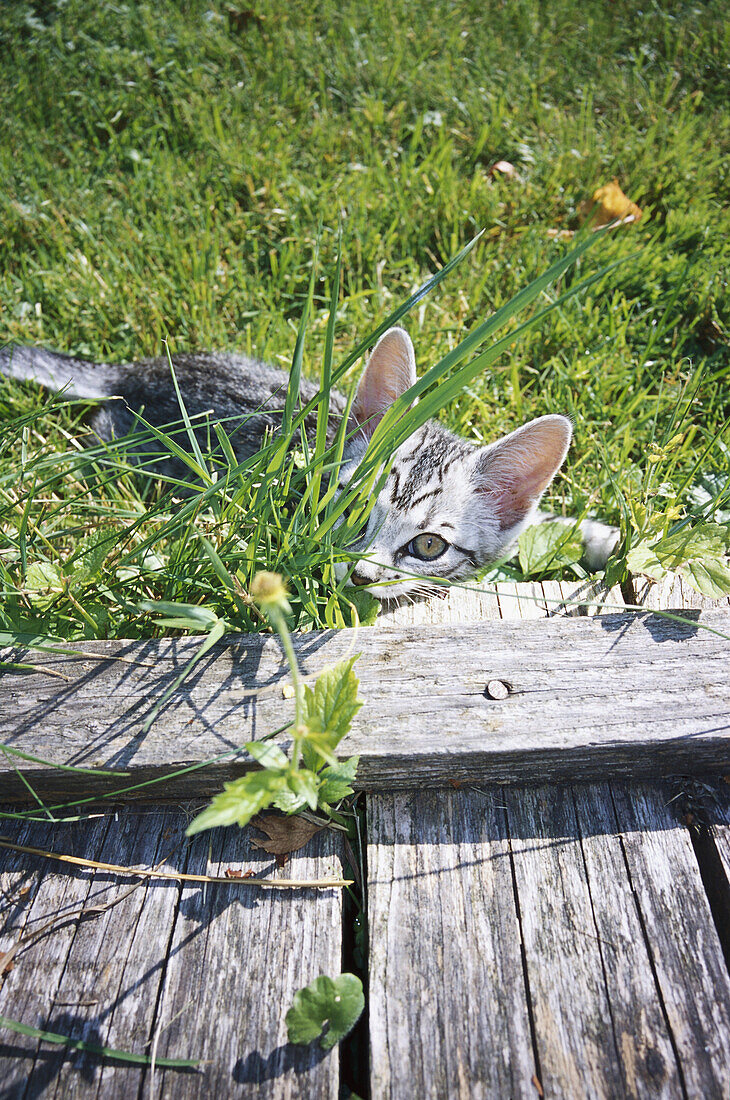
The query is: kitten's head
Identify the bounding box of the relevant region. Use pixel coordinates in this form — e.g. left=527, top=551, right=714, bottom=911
left=334, top=327, right=572, bottom=600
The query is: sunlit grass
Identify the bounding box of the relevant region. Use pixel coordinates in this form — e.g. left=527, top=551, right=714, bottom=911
left=1, top=0, right=728, bottom=640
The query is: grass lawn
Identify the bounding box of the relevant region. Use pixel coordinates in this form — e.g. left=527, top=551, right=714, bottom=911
left=1, top=0, right=729, bottom=640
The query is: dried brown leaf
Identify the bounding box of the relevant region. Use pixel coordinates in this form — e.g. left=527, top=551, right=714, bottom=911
left=250, top=813, right=323, bottom=856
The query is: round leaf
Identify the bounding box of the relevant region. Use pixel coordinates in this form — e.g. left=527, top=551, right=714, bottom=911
left=286, top=974, right=364, bottom=1051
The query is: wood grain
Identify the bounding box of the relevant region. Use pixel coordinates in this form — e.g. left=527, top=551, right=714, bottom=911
left=367, top=778, right=729, bottom=1095
left=610, top=783, right=730, bottom=1096
left=367, top=790, right=535, bottom=1100
left=633, top=571, right=730, bottom=611
left=150, top=821, right=344, bottom=1100
left=0, top=811, right=345, bottom=1099
left=505, top=783, right=692, bottom=1099
left=1, top=603, right=728, bottom=799
left=704, top=784, right=730, bottom=904
left=697, top=784, right=730, bottom=960
left=366, top=581, right=730, bottom=1099
left=0, top=816, right=111, bottom=1098
left=569, top=783, right=682, bottom=1098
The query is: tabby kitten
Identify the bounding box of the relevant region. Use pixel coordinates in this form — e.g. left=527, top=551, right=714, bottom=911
left=0, top=329, right=616, bottom=599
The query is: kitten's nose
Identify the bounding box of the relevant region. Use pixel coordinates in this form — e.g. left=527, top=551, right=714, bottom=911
left=350, top=570, right=371, bottom=587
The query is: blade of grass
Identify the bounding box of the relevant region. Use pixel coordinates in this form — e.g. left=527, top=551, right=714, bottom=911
left=318, top=252, right=629, bottom=540
left=0, top=745, right=127, bottom=775
left=163, top=339, right=211, bottom=481
left=308, top=242, right=342, bottom=517
left=0, top=1015, right=198, bottom=1068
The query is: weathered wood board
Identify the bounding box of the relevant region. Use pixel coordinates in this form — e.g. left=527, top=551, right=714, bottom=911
left=696, top=782, right=730, bottom=959
left=0, top=811, right=345, bottom=1098
left=367, top=789, right=535, bottom=1099
left=367, top=782, right=730, bottom=1099
left=0, top=579, right=727, bottom=1098
left=367, top=580, right=730, bottom=1099
left=609, top=783, right=730, bottom=1097
left=1, top=604, right=728, bottom=799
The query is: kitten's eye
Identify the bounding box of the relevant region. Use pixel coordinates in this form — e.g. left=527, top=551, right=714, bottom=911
left=407, top=533, right=448, bottom=561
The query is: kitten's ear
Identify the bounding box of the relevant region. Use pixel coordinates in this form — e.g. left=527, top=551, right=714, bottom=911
left=351, top=327, right=416, bottom=440
left=473, top=415, right=572, bottom=531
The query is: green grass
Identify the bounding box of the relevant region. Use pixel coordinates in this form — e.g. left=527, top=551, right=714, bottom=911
left=1, top=0, right=729, bottom=641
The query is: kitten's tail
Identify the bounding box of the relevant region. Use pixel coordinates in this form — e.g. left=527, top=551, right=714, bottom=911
left=0, top=344, right=118, bottom=400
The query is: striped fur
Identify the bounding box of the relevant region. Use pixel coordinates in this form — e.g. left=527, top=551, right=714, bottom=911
left=0, top=329, right=618, bottom=600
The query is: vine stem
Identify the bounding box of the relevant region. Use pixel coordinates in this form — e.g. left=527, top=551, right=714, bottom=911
left=268, top=606, right=305, bottom=769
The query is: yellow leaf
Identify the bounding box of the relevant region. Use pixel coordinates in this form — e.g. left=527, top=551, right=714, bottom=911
left=579, top=180, right=642, bottom=227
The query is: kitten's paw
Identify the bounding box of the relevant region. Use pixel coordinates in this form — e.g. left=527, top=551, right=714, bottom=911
left=578, top=518, right=620, bottom=571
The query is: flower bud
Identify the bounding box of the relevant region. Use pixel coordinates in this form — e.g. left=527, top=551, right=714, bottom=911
left=250, top=571, right=291, bottom=613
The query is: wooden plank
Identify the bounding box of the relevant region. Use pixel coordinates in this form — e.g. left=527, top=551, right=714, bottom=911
left=704, top=783, right=730, bottom=899
left=45, top=809, right=185, bottom=1100
left=506, top=784, right=626, bottom=1098
left=633, top=572, right=730, bottom=611
left=0, top=815, right=112, bottom=1096
left=367, top=582, right=730, bottom=1098
left=610, top=783, right=730, bottom=1096
left=151, top=823, right=345, bottom=1100
left=1, top=605, right=728, bottom=799
left=376, top=579, right=501, bottom=626
left=367, top=790, right=535, bottom=1100
left=569, top=783, right=683, bottom=1098
left=506, top=783, right=689, bottom=1099
left=369, top=775, right=728, bottom=1099
left=695, top=784, right=730, bottom=957
left=0, top=812, right=346, bottom=1098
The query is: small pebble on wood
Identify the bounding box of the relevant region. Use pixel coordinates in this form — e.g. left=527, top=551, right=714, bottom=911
left=485, top=679, right=510, bottom=700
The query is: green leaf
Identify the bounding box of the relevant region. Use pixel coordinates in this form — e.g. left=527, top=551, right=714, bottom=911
left=681, top=556, right=730, bottom=598
left=286, top=974, right=365, bottom=1051
left=626, top=542, right=666, bottom=581
left=300, top=730, right=341, bottom=769
left=25, top=561, right=64, bottom=593
left=317, top=757, right=359, bottom=806
left=301, top=658, right=361, bottom=770
left=518, top=521, right=583, bottom=576
left=271, top=769, right=320, bottom=814
left=271, top=787, right=308, bottom=814
left=68, top=530, right=115, bottom=585
left=654, top=524, right=726, bottom=570
left=286, top=768, right=320, bottom=811
left=345, top=588, right=380, bottom=627
left=245, top=740, right=289, bottom=770
left=139, top=600, right=219, bottom=628
left=186, top=770, right=287, bottom=835
left=626, top=522, right=730, bottom=598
